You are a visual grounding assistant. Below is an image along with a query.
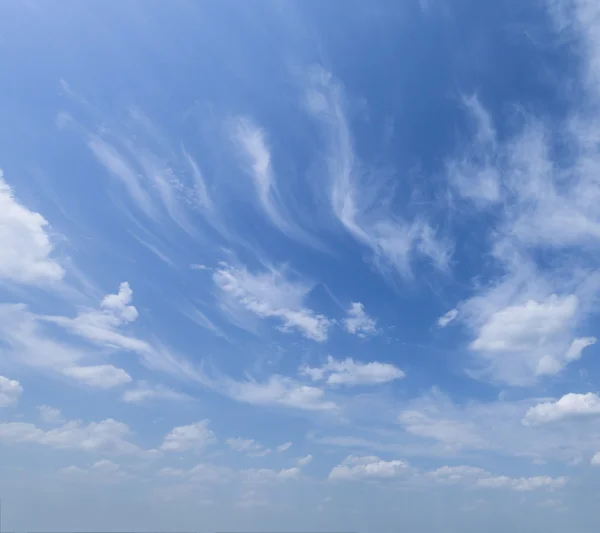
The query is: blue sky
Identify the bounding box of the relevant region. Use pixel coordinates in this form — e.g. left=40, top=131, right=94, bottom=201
left=2, top=0, right=600, bottom=531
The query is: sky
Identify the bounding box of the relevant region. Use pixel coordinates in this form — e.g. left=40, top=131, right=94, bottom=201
left=2, top=0, right=600, bottom=531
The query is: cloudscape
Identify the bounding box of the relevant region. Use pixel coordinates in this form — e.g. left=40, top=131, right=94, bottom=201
left=2, top=1, right=600, bottom=532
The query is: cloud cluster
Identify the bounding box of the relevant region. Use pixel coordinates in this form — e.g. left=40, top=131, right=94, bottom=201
left=300, top=355, right=404, bottom=386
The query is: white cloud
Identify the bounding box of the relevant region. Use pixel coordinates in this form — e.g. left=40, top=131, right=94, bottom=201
left=592, top=452, right=600, bottom=465
left=0, top=418, right=141, bottom=454
left=523, top=393, right=600, bottom=426
left=475, top=475, right=566, bottom=492
left=428, top=465, right=488, bottom=484
left=160, top=420, right=217, bottom=453
left=226, top=438, right=271, bottom=457
left=158, top=463, right=234, bottom=485
left=300, top=355, right=404, bottom=386
left=206, top=373, right=337, bottom=412
left=304, top=67, right=452, bottom=278
left=213, top=262, right=332, bottom=342
left=37, top=405, right=64, bottom=424
left=241, top=467, right=301, bottom=484
left=329, top=455, right=408, bottom=481
left=61, top=365, right=132, bottom=389
left=121, top=381, right=188, bottom=403
left=0, top=169, right=64, bottom=285
left=276, top=441, right=292, bottom=452
left=0, top=376, right=23, bottom=407
left=437, top=309, right=458, bottom=328
left=344, top=302, right=378, bottom=337
left=231, top=117, right=317, bottom=246
left=296, top=454, right=313, bottom=467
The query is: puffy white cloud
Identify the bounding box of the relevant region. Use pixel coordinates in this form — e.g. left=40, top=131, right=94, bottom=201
left=344, top=302, right=378, bottom=337
left=276, top=441, right=292, bottom=452
left=296, top=454, right=313, bottom=467
left=0, top=170, right=64, bottom=285
left=213, top=262, right=332, bottom=342
left=37, top=405, right=64, bottom=424
left=300, top=355, right=404, bottom=386
left=329, top=455, right=408, bottom=481
left=437, top=309, right=458, bottom=328
left=476, top=475, right=566, bottom=492
left=523, top=393, right=600, bottom=426
left=226, top=438, right=271, bottom=457
left=121, top=381, right=188, bottom=403
left=0, top=418, right=141, bottom=454
left=0, top=375, right=23, bottom=407
left=160, top=420, right=217, bottom=453
left=61, top=365, right=132, bottom=389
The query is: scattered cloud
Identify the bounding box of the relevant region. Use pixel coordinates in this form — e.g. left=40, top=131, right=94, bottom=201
left=296, top=454, right=313, bottom=467
left=0, top=418, right=142, bottom=454
left=213, top=262, right=332, bottom=341
left=37, top=405, right=64, bottom=424
left=437, top=309, right=458, bottom=328
left=344, top=302, right=378, bottom=337
left=300, top=355, right=404, bottom=386
left=592, top=452, right=600, bottom=466
left=60, top=365, right=132, bottom=389
left=0, top=169, right=64, bottom=285
left=329, top=455, right=409, bottom=481
left=241, top=466, right=301, bottom=484
left=202, top=372, right=337, bottom=412
left=0, top=376, right=23, bottom=407
left=523, top=393, right=600, bottom=426
left=475, top=475, right=566, bottom=492
left=121, top=381, right=189, bottom=403
left=160, top=420, right=217, bottom=453
left=276, top=442, right=292, bottom=452
left=226, top=437, right=271, bottom=457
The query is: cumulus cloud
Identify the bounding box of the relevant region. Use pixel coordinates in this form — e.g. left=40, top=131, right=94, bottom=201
left=61, top=365, right=132, bottom=389
left=344, top=302, right=378, bottom=337
left=523, top=393, right=600, bottom=426
left=37, top=405, right=64, bottom=424
left=0, top=169, right=64, bottom=285
left=296, top=454, right=313, bottom=467
left=241, top=467, right=301, bottom=484
left=213, top=261, right=332, bottom=341
left=226, top=438, right=271, bottom=457
left=300, top=355, right=404, bottom=386
left=329, top=455, right=408, bottom=481
left=0, top=418, right=142, bottom=454
left=160, top=420, right=217, bottom=453
left=0, top=376, right=23, bottom=407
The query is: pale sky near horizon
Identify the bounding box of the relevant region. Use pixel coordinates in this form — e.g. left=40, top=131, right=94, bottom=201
left=2, top=1, right=600, bottom=532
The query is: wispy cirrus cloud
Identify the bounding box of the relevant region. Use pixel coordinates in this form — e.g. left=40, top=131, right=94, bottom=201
left=304, top=67, right=452, bottom=279
left=230, top=117, right=319, bottom=247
